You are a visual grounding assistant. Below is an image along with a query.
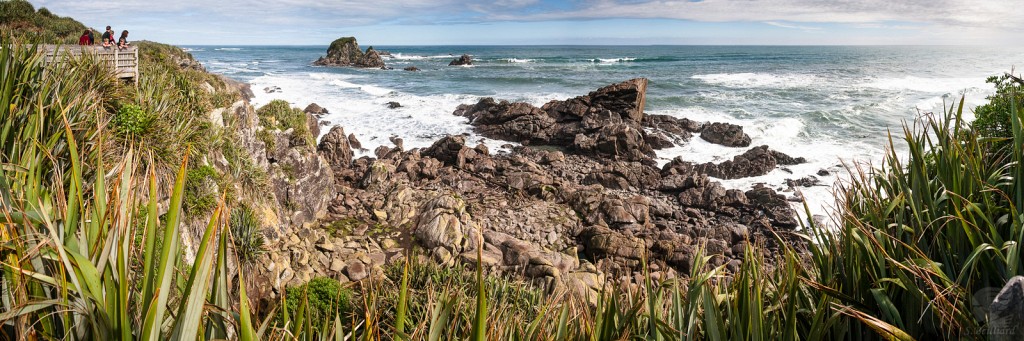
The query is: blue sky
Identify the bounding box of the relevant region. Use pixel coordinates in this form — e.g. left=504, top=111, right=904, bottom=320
left=30, top=0, right=1022, bottom=45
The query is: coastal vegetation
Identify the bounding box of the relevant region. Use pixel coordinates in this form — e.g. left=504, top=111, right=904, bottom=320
left=2, top=4, right=1024, bottom=340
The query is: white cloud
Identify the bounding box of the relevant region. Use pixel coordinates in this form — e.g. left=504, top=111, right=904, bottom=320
left=27, top=0, right=1023, bottom=44
left=764, top=21, right=821, bottom=31
left=482, top=0, right=1024, bottom=30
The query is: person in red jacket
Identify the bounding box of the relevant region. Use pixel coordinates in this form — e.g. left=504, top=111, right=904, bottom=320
left=78, top=30, right=90, bottom=45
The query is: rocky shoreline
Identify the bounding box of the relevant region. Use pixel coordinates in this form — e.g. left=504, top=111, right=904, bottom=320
left=227, top=76, right=815, bottom=305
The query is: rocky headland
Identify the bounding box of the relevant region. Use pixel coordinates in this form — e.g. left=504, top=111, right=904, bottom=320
left=229, top=77, right=813, bottom=304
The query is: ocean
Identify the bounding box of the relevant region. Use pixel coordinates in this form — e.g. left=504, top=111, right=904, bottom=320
left=186, top=45, right=1023, bottom=219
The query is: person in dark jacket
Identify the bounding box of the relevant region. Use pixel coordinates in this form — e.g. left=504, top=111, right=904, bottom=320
left=117, top=30, right=130, bottom=49
left=87, top=30, right=94, bottom=45
left=101, top=26, right=113, bottom=45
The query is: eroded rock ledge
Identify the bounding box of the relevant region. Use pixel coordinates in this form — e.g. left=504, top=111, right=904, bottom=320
left=246, top=78, right=814, bottom=302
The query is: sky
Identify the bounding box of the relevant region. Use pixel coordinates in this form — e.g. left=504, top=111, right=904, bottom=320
left=29, top=0, right=1024, bottom=46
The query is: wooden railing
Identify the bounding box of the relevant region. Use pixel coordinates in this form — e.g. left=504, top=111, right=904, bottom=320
left=40, top=45, right=139, bottom=81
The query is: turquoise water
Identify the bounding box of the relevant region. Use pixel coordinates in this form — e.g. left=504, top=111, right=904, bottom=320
left=187, top=45, right=1023, bottom=216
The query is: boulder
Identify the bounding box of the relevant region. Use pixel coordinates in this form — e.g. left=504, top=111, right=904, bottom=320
left=422, top=135, right=469, bottom=168
left=573, top=123, right=653, bottom=161
left=356, top=48, right=386, bottom=68
left=693, top=145, right=777, bottom=179
left=583, top=161, right=661, bottom=191
left=317, top=126, right=353, bottom=169
left=348, top=133, right=362, bottom=150
left=580, top=226, right=645, bottom=261
left=745, top=186, right=798, bottom=228
left=414, top=194, right=477, bottom=253
left=700, top=122, right=751, bottom=147
left=387, top=101, right=402, bottom=109
left=344, top=260, right=367, bottom=281
left=990, top=276, right=1024, bottom=340
left=304, top=103, right=328, bottom=115
left=449, top=54, right=473, bottom=66
left=404, top=66, right=420, bottom=71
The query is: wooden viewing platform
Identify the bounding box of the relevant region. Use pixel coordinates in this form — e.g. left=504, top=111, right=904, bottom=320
left=40, top=44, right=139, bottom=81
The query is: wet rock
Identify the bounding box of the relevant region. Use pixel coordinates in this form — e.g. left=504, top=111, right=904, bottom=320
left=693, top=145, right=777, bottom=180
left=387, top=101, right=402, bottom=109
left=700, top=122, right=751, bottom=147
left=449, top=54, right=473, bottom=66
left=786, top=176, right=820, bottom=188
left=455, top=79, right=652, bottom=161
left=771, top=150, right=806, bottom=165
left=745, top=186, right=798, bottom=228
left=404, top=66, right=420, bottom=71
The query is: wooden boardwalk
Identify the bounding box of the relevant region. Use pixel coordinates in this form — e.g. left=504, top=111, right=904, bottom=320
left=41, top=45, right=139, bottom=80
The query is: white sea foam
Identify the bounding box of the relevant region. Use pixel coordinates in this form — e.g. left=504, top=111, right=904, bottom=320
left=215, top=47, right=243, bottom=51
left=505, top=58, right=535, bottom=63
left=386, top=53, right=454, bottom=60
left=857, top=76, right=990, bottom=93
left=691, top=72, right=819, bottom=88
left=591, top=57, right=636, bottom=64
left=648, top=107, right=883, bottom=222
left=248, top=73, right=515, bottom=158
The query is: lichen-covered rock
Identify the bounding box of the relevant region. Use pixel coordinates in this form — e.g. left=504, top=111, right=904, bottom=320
left=414, top=194, right=477, bottom=253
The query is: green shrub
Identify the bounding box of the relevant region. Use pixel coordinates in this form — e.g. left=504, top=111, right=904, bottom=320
left=184, top=165, right=218, bottom=216
left=257, top=100, right=313, bottom=146
left=230, top=204, right=265, bottom=264
left=0, top=0, right=35, bottom=22
left=281, top=277, right=354, bottom=325
left=973, top=73, right=1023, bottom=151
left=112, top=103, right=151, bottom=137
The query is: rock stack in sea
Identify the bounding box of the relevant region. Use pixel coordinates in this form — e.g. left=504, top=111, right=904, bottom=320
left=313, top=36, right=387, bottom=68
left=448, top=54, right=473, bottom=66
